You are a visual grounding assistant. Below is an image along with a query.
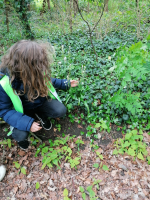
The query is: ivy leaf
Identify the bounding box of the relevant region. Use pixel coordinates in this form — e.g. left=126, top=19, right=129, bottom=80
left=128, top=148, right=135, bottom=156
left=13, top=162, right=20, bottom=169
left=79, top=186, right=84, bottom=193
left=93, top=163, right=99, bottom=168
left=7, top=139, right=11, bottom=148
left=123, top=141, right=130, bottom=148
left=21, top=167, right=26, bottom=175
left=113, top=149, right=118, bottom=155
left=52, top=159, right=59, bottom=166
left=86, top=185, right=95, bottom=197
left=82, top=193, right=86, bottom=200
left=137, top=152, right=144, bottom=161
left=63, top=188, right=68, bottom=196
left=99, top=155, right=103, bottom=160
left=102, top=165, right=109, bottom=171
left=36, top=182, right=40, bottom=189
left=147, top=156, right=150, bottom=165
left=125, top=133, right=132, bottom=140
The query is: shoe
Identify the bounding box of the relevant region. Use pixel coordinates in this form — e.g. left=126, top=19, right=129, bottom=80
left=18, top=140, right=29, bottom=150
left=0, top=165, right=6, bottom=181
left=35, top=113, right=52, bottom=130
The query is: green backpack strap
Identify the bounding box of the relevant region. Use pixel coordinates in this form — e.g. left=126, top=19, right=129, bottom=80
left=47, top=82, right=62, bottom=103
left=0, top=75, right=23, bottom=113
left=0, top=75, right=24, bottom=136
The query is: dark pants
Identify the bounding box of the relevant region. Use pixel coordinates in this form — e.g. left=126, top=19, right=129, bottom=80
left=12, top=99, right=67, bottom=142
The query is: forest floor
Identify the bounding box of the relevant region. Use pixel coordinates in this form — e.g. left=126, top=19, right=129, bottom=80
left=0, top=116, right=150, bottom=200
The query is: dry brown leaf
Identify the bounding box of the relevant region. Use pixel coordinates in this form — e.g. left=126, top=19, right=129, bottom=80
left=54, top=128, right=57, bottom=132
left=96, top=148, right=103, bottom=154
left=77, top=125, right=83, bottom=129
left=143, top=132, right=150, bottom=142
left=20, top=179, right=27, bottom=191
left=69, top=142, right=76, bottom=149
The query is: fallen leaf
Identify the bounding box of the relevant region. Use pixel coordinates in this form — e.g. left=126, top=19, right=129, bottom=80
left=78, top=125, right=83, bottom=129
left=18, top=150, right=26, bottom=157
left=53, top=128, right=57, bottom=132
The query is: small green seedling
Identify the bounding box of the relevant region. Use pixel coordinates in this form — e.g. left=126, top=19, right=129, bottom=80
left=63, top=188, right=71, bottom=200
left=36, top=182, right=40, bottom=189
left=56, top=124, right=61, bottom=132
left=13, top=162, right=26, bottom=175
left=75, top=138, right=84, bottom=151
left=113, top=129, right=149, bottom=164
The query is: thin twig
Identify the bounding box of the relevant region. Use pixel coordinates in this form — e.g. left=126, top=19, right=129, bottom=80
left=73, top=0, right=106, bottom=61
left=30, top=132, right=42, bottom=144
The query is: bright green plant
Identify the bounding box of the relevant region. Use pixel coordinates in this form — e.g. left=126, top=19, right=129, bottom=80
left=113, top=129, right=149, bottom=163
left=30, top=137, right=39, bottom=146
left=75, top=138, right=84, bottom=151
left=36, top=182, right=40, bottom=189
left=0, top=139, right=11, bottom=148
left=34, top=136, right=82, bottom=170
left=79, top=179, right=101, bottom=200
left=111, top=40, right=150, bottom=118
left=63, top=188, right=71, bottom=200
left=13, top=161, right=26, bottom=175
left=95, top=120, right=108, bottom=131
left=56, top=124, right=61, bottom=132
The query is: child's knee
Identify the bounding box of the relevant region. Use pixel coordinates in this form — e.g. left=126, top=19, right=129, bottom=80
left=12, top=129, right=28, bottom=142
left=55, top=104, right=67, bottom=117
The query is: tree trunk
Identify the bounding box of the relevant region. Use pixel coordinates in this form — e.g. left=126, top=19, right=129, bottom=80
left=47, top=0, right=50, bottom=10
left=88, top=1, right=89, bottom=12
left=69, top=0, right=73, bottom=33
left=14, top=0, right=34, bottom=39
left=40, top=0, right=46, bottom=15
left=136, top=0, right=138, bottom=7
left=5, top=0, right=9, bottom=33
left=136, top=0, right=141, bottom=38
left=27, top=3, right=30, bottom=11
left=104, top=0, right=109, bottom=12
left=73, top=0, right=78, bottom=17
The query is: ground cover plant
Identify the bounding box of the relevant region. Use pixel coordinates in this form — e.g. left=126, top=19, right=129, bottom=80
left=0, top=0, right=150, bottom=199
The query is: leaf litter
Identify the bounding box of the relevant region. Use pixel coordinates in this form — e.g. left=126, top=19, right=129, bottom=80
left=0, top=133, right=150, bottom=200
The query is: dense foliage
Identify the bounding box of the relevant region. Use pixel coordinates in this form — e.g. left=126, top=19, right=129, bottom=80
left=0, top=0, right=150, bottom=136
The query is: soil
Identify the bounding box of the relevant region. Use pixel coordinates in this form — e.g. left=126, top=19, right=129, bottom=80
left=1, top=116, right=150, bottom=199
left=0, top=115, right=123, bottom=146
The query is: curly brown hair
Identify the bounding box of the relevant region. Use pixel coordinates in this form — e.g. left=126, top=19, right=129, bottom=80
left=0, top=40, right=53, bottom=102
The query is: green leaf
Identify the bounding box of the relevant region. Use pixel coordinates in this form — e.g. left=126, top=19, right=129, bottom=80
left=137, top=152, right=144, bottom=161
left=93, top=163, right=99, bottom=168
left=63, top=188, right=68, bottom=197
left=42, top=147, right=49, bottom=154
left=86, top=185, right=95, bottom=197
left=95, top=123, right=101, bottom=128
left=84, top=101, right=90, bottom=115
left=7, top=139, right=11, bottom=148
left=125, top=133, right=132, bottom=140
left=93, top=179, right=102, bottom=185
left=79, top=186, right=84, bottom=193
left=113, top=149, right=118, bottom=155
left=102, top=165, right=109, bottom=171
left=36, top=182, right=40, bottom=189
left=128, top=148, right=135, bottom=156
left=52, top=159, right=59, bottom=166
left=82, top=193, right=86, bottom=200
left=21, top=167, right=26, bottom=175
left=123, top=141, right=130, bottom=148
left=147, top=156, right=150, bottom=165
left=99, top=155, right=103, bottom=160
left=0, top=141, right=7, bottom=145
left=14, top=162, right=20, bottom=169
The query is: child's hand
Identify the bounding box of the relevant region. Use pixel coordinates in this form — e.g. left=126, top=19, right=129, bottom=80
left=30, top=122, right=42, bottom=132
left=70, top=80, right=79, bottom=87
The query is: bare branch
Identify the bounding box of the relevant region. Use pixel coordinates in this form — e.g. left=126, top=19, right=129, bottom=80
left=73, top=0, right=106, bottom=61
